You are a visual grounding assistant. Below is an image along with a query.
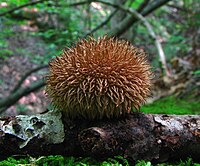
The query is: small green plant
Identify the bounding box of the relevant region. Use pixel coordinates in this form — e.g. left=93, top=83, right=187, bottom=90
left=193, top=70, right=200, bottom=75
left=135, top=160, right=152, bottom=166
left=0, top=79, right=3, bottom=86
left=0, top=36, right=13, bottom=59
left=0, top=49, right=13, bottom=59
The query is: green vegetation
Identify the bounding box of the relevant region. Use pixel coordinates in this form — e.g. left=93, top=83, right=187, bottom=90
left=141, top=96, right=200, bottom=115
left=136, top=158, right=200, bottom=166
left=0, top=156, right=129, bottom=166
left=0, top=156, right=199, bottom=166
left=0, top=18, right=14, bottom=59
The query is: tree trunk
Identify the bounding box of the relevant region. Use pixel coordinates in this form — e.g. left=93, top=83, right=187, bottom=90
left=0, top=111, right=199, bottom=162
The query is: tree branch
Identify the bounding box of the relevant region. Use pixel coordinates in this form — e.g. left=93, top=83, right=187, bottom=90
left=66, top=0, right=93, bottom=7
left=0, top=65, right=48, bottom=113
left=0, top=0, right=49, bottom=17
left=11, top=65, right=48, bottom=93
left=84, top=9, right=118, bottom=37
left=167, top=4, right=189, bottom=12
left=109, top=0, right=171, bottom=37
left=136, top=0, right=150, bottom=12
left=0, top=79, right=45, bottom=114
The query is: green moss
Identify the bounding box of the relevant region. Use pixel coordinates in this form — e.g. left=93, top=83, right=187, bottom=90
left=141, top=96, right=200, bottom=115
left=0, top=157, right=29, bottom=166
left=0, top=156, right=199, bottom=166
left=0, top=156, right=129, bottom=166
left=136, top=158, right=200, bottom=166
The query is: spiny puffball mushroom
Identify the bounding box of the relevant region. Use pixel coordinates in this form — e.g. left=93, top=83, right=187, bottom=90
left=46, top=36, right=152, bottom=120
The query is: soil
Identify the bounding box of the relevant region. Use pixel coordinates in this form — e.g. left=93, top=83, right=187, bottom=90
left=0, top=24, right=49, bottom=116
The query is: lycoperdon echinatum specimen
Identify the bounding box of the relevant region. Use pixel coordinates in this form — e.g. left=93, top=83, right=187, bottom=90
left=46, top=36, right=152, bottom=120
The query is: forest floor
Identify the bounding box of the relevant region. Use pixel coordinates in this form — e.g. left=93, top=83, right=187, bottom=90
left=0, top=24, right=49, bottom=116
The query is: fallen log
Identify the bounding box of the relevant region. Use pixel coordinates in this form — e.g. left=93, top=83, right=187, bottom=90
left=0, top=110, right=199, bottom=162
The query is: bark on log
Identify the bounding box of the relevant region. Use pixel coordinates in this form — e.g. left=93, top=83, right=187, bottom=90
left=0, top=111, right=199, bottom=162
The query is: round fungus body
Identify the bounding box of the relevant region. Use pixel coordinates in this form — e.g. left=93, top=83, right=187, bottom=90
left=46, top=36, right=152, bottom=120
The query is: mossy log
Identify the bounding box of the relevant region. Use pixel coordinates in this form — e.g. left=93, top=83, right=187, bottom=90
left=0, top=111, right=200, bottom=162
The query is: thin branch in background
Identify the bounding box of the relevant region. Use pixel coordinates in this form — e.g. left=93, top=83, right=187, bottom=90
left=136, top=0, right=150, bottom=12
left=93, top=0, right=170, bottom=76
left=141, top=0, right=171, bottom=16
left=11, top=65, right=48, bottom=93
left=0, top=65, right=48, bottom=113
left=112, top=0, right=171, bottom=37
left=66, top=0, right=93, bottom=7
left=86, top=2, right=92, bottom=31
left=84, top=9, right=118, bottom=37
left=167, top=4, right=189, bottom=12
left=0, top=79, right=46, bottom=114
left=0, top=0, right=49, bottom=17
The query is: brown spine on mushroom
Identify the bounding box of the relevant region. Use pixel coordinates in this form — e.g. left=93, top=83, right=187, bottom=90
left=46, top=36, right=152, bottom=120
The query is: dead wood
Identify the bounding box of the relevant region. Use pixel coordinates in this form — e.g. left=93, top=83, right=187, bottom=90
left=0, top=111, right=199, bottom=162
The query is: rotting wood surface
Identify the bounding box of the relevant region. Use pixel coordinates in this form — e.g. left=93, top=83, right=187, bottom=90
left=0, top=111, right=199, bottom=162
